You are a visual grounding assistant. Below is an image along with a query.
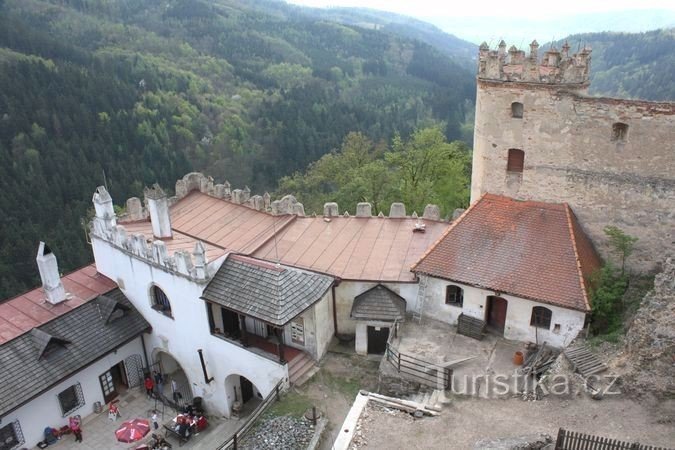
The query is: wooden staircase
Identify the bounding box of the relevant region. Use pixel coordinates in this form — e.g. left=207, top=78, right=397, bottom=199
left=288, top=352, right=319, bottom=386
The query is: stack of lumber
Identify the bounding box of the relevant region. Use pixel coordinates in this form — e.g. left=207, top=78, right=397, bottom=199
left=563, top=346, right=608, bottom=377
left=366, top=392, right=440, bottom=416
left=457, top=313, right=486, bottom=340
left=522, top=343, right=559, bottom=376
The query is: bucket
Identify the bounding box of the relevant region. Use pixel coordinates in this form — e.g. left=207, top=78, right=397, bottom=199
left=513, top=351, right=524, bottom=365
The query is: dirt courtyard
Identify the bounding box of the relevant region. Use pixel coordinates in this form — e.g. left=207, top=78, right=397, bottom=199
left=353, top=396, right=675, bottom=449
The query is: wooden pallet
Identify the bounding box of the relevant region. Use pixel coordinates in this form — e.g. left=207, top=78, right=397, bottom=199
left=457, top=314, right=486, bottom=340
left=563, top=346, right=608, bottom=377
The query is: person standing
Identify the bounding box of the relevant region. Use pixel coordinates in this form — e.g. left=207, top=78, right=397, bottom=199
left=144, top=375, right=155, bottom=398
left=153, top=370, right=164, bottom=396
left=151, top=410, right=159, bottom=430
left=69, top=416, right=82, bottom=443
left=171, top=378, right=181, bottom=402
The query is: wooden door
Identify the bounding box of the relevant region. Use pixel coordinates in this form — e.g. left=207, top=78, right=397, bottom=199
left=487, top=296, right=508, bottom=334
left=367, top=326, right=390, bottom=354
left=99, top=370, right=117, bottom=404
left=240, top=376, right=254, bottom=404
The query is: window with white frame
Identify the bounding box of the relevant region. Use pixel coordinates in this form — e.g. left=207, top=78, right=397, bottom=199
left=0, top=420, right=24, bottom=450
left=58, top=382, right=85, bottom=417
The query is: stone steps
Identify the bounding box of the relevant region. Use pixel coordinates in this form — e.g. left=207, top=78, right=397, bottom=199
left=288, top=352, right=318, bottom=385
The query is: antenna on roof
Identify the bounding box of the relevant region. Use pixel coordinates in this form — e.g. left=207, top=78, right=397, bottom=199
left=271, top=213, right=280, bottom=266
left=102, top=169, right=109, bottom=191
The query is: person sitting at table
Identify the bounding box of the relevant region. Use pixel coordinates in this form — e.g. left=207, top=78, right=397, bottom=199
left=195, top=415, right=207, bottom=433
left=177, top=421, right=190, bottom=439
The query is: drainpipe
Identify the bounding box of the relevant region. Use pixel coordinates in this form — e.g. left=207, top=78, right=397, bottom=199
left=141, top=332, right=150, bottom=369
left=331, top=281, right=340, bottom=335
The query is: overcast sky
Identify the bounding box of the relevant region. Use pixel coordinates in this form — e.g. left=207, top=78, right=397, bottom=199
left=288, top=0, right=675, bottom=18
left=287, top=0, right=674, bottom=43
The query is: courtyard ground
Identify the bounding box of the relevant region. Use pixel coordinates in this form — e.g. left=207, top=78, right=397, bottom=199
left=262, top=347, right=381, bottom=450
left=32, top=387, right=243, bottom=450
left=351, top=395, right=675, bottom=449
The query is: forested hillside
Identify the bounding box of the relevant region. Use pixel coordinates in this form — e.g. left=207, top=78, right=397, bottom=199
left=0, top=0, right=476, bottom=298
left=549, top=29, right=675, bottom=101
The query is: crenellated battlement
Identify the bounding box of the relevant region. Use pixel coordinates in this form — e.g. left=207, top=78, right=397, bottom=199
left=477, top=39, right=591, bottom=85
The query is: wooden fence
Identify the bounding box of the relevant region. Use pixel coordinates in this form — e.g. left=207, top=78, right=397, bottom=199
left=385, top=343, right=451, bottom=389
left=555, top=428, right=673, bottom=450
left=216, top=380, right=283, bottom=450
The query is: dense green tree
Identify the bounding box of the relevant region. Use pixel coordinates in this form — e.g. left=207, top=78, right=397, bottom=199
left=277, top=127, right=471, bottom=217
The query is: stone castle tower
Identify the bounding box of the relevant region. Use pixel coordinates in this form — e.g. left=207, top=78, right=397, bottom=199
left=471, top=40, right=675, bottom=272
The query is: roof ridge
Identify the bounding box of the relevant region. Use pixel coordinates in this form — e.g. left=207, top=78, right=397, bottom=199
left=564, top=203, right=592, bottom=312
left=483, top=193, right=566, bottom=211
left=411, top=193, right=486, bottom=273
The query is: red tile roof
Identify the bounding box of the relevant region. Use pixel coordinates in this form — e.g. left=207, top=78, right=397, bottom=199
left=0, top=264, right=116, bottom=343
left=412, top=194, right=601, bottom=311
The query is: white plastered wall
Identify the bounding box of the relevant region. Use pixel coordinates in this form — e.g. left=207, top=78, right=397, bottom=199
left=3, top=337, right=144, bottom=449
left=282, top=290, right=334, bottom=361
left=420, top=275, right=586, bottom=347
left=91, top=236, right=287, bottom=418
left=334, top=281, right=418, bottom=335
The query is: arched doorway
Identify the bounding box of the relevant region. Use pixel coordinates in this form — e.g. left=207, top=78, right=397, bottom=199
left=153, top=350, right=193, bottom=408
left=224, top=374, right=262, bottom=417
left=486, top=296, right=508, bottom=335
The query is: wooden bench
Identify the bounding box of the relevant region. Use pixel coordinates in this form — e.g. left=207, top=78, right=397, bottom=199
left=163, top=424, right=191, bottom=447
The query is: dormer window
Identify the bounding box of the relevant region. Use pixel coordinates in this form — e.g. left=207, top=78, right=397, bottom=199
left=507, top=149, right=525, bottom=173
left=612, top=122, right=628, bottom=142
left=511, top=102, right=523, bottom=118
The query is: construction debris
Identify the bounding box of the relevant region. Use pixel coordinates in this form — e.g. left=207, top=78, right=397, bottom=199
left=521, top=343, right=560, bottom=377
left=366, top=391, right=440, bottom=416
left=563, top=345, right=608, bottom=378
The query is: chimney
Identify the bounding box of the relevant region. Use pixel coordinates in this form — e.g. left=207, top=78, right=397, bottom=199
left=36, top=242, right=67, bottom=304
left=144, top=184, right=172, bottom=239
left=92, top=186, right=117, bottom=231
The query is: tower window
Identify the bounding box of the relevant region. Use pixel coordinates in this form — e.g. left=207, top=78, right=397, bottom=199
left=511, top=102, right=523, bottom=118
left=612, top=122, right=628, bottom=142
left=507, top=149, right=525, bottom=173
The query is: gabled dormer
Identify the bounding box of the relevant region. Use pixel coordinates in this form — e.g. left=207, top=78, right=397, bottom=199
left=30, top=328, right=70, bottom=360
left=95, top=295, right=131, bottom=324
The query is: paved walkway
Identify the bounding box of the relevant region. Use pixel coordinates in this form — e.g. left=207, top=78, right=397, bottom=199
left=32, top=387, right=244, bottom=450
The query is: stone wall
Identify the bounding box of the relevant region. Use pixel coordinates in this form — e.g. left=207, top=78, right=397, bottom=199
left=471, top=79, right=675, bottom=272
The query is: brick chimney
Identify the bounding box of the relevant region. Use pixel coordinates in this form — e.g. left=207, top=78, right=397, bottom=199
left=36, top=242, right=67, bottom=304
left=144, top=184, right=172, bottom=239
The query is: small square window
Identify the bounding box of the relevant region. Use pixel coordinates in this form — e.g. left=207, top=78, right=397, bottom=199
left=445, top=285, right=464, bottom=307
left=511, top=102, right=523, bottom=118
left=58, top=383, right=85, bottom=417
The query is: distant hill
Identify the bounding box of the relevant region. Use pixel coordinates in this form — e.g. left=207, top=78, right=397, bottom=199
left=545, top=29, right=675, bottom=101
left=427, top=9, right=675, bottom=45
left=0, top=0, right=476, bottom=298
left=296, top=6, right=477, bottom=69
